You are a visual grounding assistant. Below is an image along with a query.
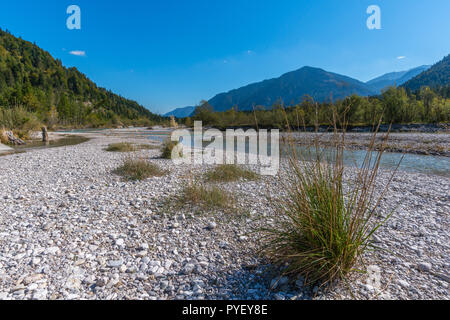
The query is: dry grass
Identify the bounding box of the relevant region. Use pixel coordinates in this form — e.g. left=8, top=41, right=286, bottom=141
left=0, top=129, right=8, bottom=145
left=161, top=139, right=183, bottom=159
left=106, top=142, right=136, bottom=152
left=177, top=180, right=235, bottom=213
left=112, top=157, right=166, bottom=181
left=205, top=164, right=258, bottom=182
left=106, top=142, right=160, bottom=152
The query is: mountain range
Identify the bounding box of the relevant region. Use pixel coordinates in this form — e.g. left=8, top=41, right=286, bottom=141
left=208, top=66, right=377, bottom=112
left=166, top=58, right=449, bottom=117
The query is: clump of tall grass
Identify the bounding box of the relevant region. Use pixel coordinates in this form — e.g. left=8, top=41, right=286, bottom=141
left=205, top=164, right=258, bottom=182
left=106, top=142, right=136, bottom=152
left=161, top=139, right=183, bottom=159
left=106, top=142, right=160, bottom=152
left=113, top=157, right=166, bottom=181
left=177, top=180, right=235, bottom=212
left=0, top=107, right=43, bottom=140
left=260, top=107, right=399, bottom=286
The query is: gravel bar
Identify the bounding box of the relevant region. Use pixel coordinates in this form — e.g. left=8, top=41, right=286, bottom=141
left=0, top=132, right=448, bottom=300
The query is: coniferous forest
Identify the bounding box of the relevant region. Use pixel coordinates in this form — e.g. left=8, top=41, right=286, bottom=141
left=0, top=29, right=164, bottom=135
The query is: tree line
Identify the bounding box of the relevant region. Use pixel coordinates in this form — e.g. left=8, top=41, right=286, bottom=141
left=181, top=86, right=450, bottom=130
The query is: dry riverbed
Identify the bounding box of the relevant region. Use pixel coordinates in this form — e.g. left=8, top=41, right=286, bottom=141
left=0, top=131, right=448, bottom=300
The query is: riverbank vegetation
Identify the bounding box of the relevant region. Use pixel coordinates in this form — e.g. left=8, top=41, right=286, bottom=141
left=183, top=86, right=449, bottom=130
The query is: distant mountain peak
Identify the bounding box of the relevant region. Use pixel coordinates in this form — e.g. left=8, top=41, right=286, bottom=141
left=366, top=65, right=431, bottom=93
left=207, top=66, right=375, bottom=112
left=164, top=106, right=196, bottom=118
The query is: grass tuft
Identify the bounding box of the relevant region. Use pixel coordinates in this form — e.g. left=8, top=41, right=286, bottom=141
left=113, top=157, right=166, bottom=181
left=161, top=139, right=183, bottom=159
left=177, top=181, right=235, bottom=212
left=106, top=142, right=160, bottom=152
left=106, top=142, right=136, bottom=152
left=205, top=164, right=258, bottom=182
left=260, top=109, right=398, bottom=287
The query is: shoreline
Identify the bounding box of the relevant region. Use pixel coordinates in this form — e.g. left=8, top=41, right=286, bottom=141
left=62, top=127, right=450, bottom=157
left=286, top=132, right=450, bottom=157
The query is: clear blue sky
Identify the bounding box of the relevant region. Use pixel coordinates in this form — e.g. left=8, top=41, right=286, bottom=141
left=1, top=0, right=449, bottom=114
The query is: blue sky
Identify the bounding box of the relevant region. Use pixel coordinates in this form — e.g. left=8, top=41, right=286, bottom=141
left=1, top=1, right=449, bottom=114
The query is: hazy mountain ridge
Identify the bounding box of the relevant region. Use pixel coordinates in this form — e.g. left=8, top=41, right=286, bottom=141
left=366, top=65, right=431, bottom=93
left=163, top=106, right=196, bottom=118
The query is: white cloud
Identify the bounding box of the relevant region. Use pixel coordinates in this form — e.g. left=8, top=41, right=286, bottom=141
left=69, top=50, right=86, bottom=57
left=397, top=56, right=406, bottom=60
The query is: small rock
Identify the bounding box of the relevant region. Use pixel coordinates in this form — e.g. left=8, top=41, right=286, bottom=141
left=182, top=263, right=196, bottom=275
left=136, top=250, right=148, bottom=257
left=95, top=279, right=106, bottom=287
left=107, top=259, right=123, bottom=268
left=207, top=222, right=217, bottom=230
left=398, top=280, right=410, bottom=289
left=417, top=262, right=432, bottom=273
left=115, top=239, right=125, bottom=247
left=274, top=293, right=285, bottom=300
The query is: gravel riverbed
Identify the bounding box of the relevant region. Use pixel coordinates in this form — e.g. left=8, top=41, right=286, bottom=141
left=288, top=132, right=450, bottom=157
left=0, top=132, right=448, bottom=300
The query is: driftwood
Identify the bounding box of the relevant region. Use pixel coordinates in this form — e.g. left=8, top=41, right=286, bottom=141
left=42, top=126, right=49, bottom=142
left=5, top=131, right=25, bottom=145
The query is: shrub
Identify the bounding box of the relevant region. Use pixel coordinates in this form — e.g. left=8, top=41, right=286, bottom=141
left=205, top=164, right=258, bottom=182
left=260, top=115, right=397, bottom=286
left=161, top=139, right=183, bottom=159
left=113, top=157, right=166, bottom=181
left=0, top=107, right=42, bottom=140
